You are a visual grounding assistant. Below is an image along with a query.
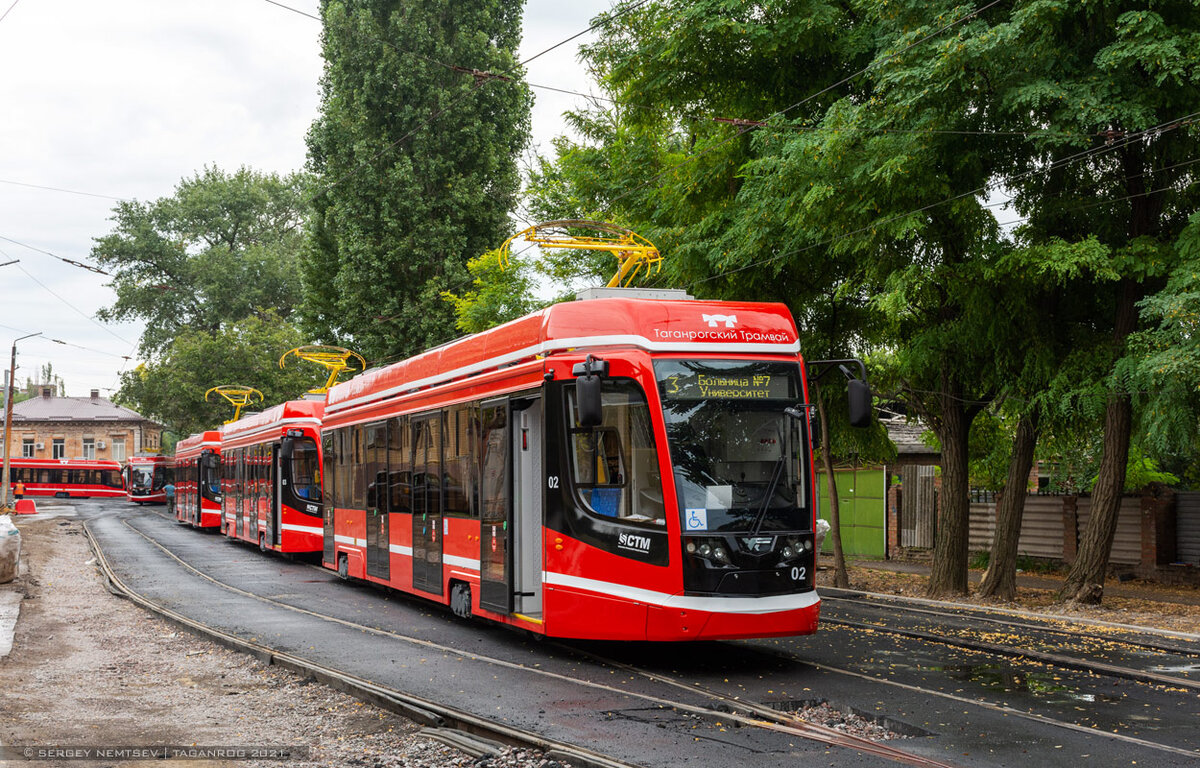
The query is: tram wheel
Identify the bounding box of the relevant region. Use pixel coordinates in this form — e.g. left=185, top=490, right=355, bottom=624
left=337, top=553, right=349, bottom=580
left=259, top=533, right=268, bottom=552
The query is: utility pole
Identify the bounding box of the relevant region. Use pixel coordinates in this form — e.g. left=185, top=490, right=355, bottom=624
left=2, top=332, right=41, bottom=512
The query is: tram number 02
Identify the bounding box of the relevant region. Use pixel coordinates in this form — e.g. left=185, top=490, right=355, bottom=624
left=790, top=566, right=807, bottom=582
left=547, top=476, right=560, bottom=489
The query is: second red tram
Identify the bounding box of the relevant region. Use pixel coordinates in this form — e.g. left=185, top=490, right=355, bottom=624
left=320, top=295, right=843, bottom=641
left=174, top=431, right=222, bottom=528
left=219, top=398, right=325, bottom=553
left=125, top=455, right=174, bottom=504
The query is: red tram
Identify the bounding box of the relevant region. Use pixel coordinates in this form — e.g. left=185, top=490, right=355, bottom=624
left=174, top=431, right=222, bottom=528
left=320, top=295, right=865, bottom=641
left=5, top=458, right=124, bottom=498
left=219, top=399, right=325, bottom=553
left=125, top=455, right=174, bottom=504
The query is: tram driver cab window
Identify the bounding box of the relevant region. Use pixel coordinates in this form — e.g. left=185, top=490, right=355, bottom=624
left=567, top=380, right=666, bottom=526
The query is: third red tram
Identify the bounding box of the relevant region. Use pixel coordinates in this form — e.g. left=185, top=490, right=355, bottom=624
left=320, top=295, right=866, bottom=641
left=174, top=431, right=222, bottom=528
left=219, top=398, right=325, bottom=553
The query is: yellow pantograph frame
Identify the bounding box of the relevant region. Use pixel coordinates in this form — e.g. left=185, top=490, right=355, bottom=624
left=279, top=345, right=366, bottom=394
left=497, top=219, right=662, bottom=288
left=204, top=385, right=264, bottom=424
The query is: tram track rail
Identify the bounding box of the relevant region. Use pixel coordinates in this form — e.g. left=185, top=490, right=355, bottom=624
left=83, top=517, right=637, bottom=768
left=92, top=511, right=1200, bottom=763
left=817, top=597, right=1200, bottom=692
left=102, top=514, right=960, bottom=768
left=822, top=591, right=1200, bottom=657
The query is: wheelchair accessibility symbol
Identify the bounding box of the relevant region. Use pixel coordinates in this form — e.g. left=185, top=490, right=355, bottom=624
left=685, top=508, right=708, bottom=531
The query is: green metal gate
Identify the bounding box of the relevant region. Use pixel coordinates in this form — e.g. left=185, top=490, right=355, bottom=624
left=816, top=467, right=886, bottom=559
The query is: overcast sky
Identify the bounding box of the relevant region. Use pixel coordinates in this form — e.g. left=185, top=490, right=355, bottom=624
left=0, top=0, right=609, bottom=399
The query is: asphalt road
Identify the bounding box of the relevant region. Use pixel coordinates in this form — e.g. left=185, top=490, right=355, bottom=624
left=48, top=499, right=1200, bottom=767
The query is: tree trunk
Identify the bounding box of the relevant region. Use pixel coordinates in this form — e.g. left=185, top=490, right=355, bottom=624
left=927, top=378, right=972, bottom=598
left=813, top=381, right=850, bottom=588
left=977, top=408, right=1040, bottom=600
left=1059, top=279, right=1139, bottom=604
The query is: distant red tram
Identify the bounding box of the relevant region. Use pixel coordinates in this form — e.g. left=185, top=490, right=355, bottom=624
left=5, top=458, right=124, bottom=498
left=125, top=455, right=174, bottom=504
left=174, top=431, right=222, bottom=528
left=219, top=399, right=325, bottom=553
left=320, top=295, right=856, bottom=641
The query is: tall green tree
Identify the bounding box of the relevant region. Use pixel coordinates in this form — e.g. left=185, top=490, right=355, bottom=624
left=115, top=314, right=325, bottom=435
left=92, top=166, right=308, bottom=356
left=302, top=0, right=532, bottom=362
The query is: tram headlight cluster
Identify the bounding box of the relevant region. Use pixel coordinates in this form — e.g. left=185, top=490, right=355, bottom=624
left=686, top=537, right=731, bottom=565
left=780, top=536, right=811, bottom=561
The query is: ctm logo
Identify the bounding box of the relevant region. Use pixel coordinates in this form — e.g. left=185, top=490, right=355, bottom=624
left=702, top=313, right=738, bottom=328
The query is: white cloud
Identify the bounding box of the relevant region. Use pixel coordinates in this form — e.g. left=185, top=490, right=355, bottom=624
left=0, top=0, right=608, bottom=398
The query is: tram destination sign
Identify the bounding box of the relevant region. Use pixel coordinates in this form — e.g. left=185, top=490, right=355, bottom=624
left=662, top=371, right=790, bottom=401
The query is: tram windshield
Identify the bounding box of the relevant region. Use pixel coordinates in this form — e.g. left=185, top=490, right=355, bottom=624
left=129, top=465, right=160, bottom=491
left=289, top=437, right=322, bottom=502
left=655, top=360, right=810, bottom=533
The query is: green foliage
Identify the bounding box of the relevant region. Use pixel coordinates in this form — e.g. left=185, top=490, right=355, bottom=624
left=303, top=0, right=532, bottom=362
left=92, top=166, right=308, bottom=357
left=113, top=313, right=325, bottom=435
left=1085, top=454, right=1180, bottom=493
left=441, top=248, right=545, bottom=334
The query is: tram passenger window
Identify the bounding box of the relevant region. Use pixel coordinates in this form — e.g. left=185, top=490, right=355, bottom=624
left=443, top=405, right=473, bottom=517
left=388, top=416, right=411, bottom=514
left=322, top=433, right=336, bottom=511
left=566, top=380, right=665, bottom=526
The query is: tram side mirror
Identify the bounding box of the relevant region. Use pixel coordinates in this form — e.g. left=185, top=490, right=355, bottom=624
left=848, top=378, right=872, bottom=428
left=572, top=356, right=608, bottom=429
left=576, top=374, right=603, bottom=428
left=279, top=438, right=294, bottom=461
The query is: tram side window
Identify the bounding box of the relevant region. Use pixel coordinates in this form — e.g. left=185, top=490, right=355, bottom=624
left=388, top=415, right=411, bottom=514
left=565, top=380, right=666, bottom=526
left=443, top=405, right=475, bottom=518
left=322, top=433, right=336, bottom=512
left=364, top=423, right=387, bottom=512
left=349, top=425, right=367, bottom=510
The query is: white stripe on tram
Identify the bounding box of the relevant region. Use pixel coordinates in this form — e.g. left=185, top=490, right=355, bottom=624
left=543, top=571, right=820, bottom=615
left=280, top=523, right=323, bottom=536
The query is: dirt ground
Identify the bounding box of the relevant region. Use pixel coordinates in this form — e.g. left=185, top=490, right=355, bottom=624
left=0, top=518, right=562, bottom=768
left=817, top=560, right=1200, bottom=635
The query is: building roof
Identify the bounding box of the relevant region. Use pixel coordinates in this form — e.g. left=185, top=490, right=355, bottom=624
left=882, top=416, right=937, bottom=456
left=12, top=394, right=150, bottom=423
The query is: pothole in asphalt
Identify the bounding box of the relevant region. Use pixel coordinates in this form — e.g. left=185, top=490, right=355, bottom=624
left=767, top=699, right=928, bottom=740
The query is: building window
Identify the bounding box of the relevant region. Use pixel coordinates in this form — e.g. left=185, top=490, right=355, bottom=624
left=21, top=439, right=33, bottom=458
left=82, top=438, right=96, bottom=460
left=111, top=437, right=126, bottom=462
left=52, top=439, right=65, bottom=459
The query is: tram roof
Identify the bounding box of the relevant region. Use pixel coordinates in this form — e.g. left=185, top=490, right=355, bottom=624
left=326, top=297, right=799, bottom=414
left=220, top=399, right=324, bottom=445
left=174, top=430, right=221, bottom=457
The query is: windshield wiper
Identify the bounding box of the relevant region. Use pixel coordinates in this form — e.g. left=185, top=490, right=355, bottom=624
left=749, top=454, right=786, bottom=536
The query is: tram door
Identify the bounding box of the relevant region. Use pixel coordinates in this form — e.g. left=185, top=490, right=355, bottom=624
left=411, top=414, right=443, bottom=595
left=478, top=399, right=512, bottom=613
left=364, top=422, right=390, bottom=579
left=267, top=444, right=281, bottom=547
left=511, top=397, right=543, bottom=618
left=322, top=433, right=336, bottom=565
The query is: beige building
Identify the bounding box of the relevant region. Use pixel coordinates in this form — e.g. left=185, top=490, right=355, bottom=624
left=4, top=387, right=164, bottom=462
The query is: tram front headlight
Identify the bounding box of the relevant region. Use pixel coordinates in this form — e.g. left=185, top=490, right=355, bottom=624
left=712, top=545, right=729, bottom=563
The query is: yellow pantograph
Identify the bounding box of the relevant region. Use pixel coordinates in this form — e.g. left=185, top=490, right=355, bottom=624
left=279, top=345, right=366, bottom=394
left=205, top=385, right=264, bottom=424
left=497, top=219, right=662, bottom=288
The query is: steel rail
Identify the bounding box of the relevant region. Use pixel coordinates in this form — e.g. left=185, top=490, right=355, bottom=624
left=112, top=513, right=959, bottom=768
left=822, top=591, right=1200, bottom=656
left=83, top=517, right=639, bottom=768
left=818, top=615, right=1200, bottom=693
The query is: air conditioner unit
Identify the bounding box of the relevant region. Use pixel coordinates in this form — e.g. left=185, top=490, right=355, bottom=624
left=98, top=440, right=106, bottom=449
left=35, top=442, right=44, bottom=449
